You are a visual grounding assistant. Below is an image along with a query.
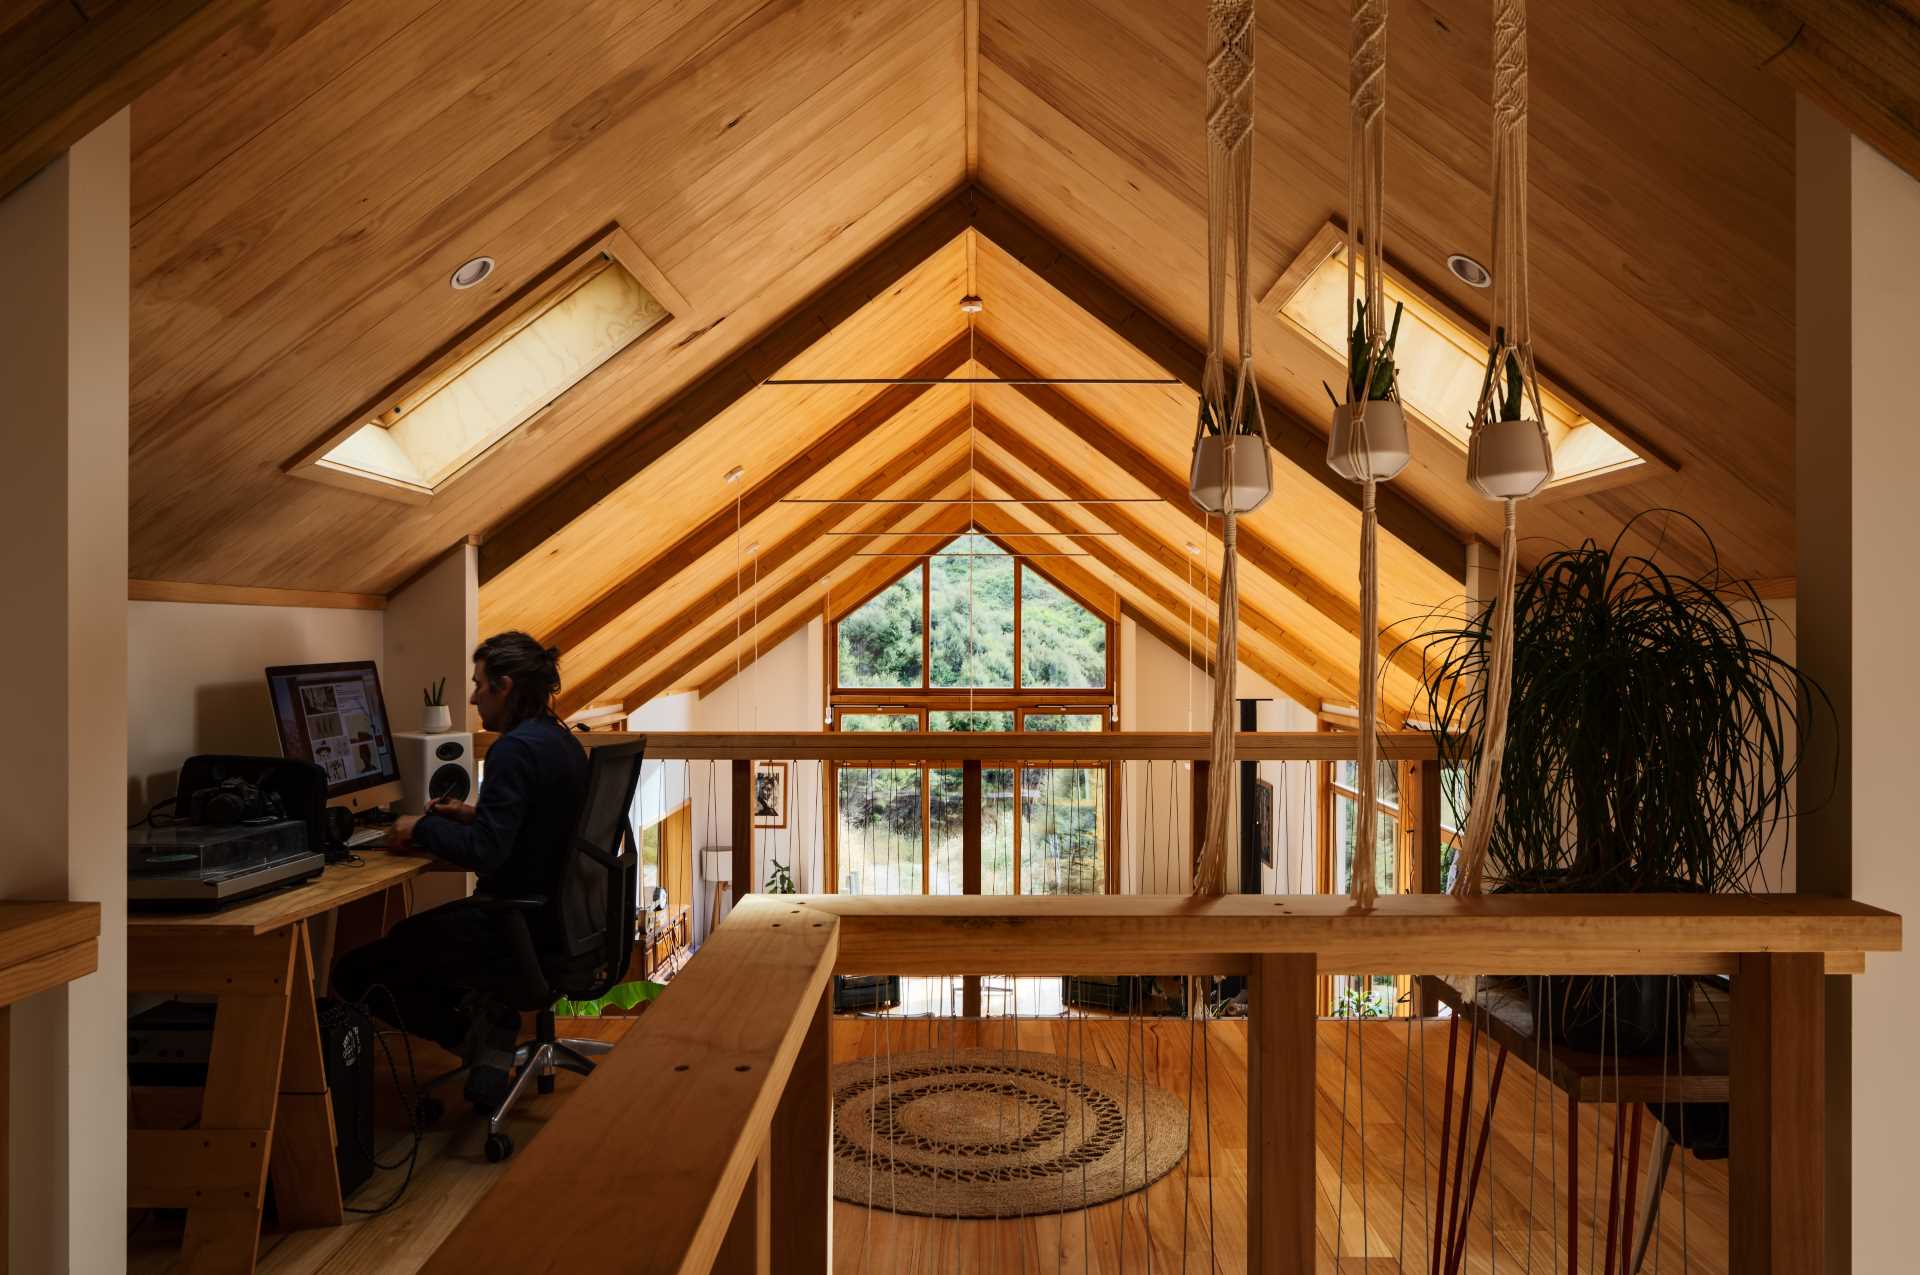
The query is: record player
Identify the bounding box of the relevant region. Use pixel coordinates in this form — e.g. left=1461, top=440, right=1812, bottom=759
left=128, top=755, right=331, bottom=911
left=128, top=819, right=324, bottom=909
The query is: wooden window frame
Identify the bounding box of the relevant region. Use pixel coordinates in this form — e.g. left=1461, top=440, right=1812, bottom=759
left=823, top=539, right=1120, bottom=897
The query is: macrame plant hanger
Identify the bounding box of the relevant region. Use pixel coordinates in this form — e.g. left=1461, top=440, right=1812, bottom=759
left=1329, top=0, right=1408, bottom=910
left=1189, top=0, right=1273, bottom=897
left=1451, top=0, right=1555, bottom=897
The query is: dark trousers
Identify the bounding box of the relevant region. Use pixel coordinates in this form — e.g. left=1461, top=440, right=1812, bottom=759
left=330, top=899, right=525, bottom=1051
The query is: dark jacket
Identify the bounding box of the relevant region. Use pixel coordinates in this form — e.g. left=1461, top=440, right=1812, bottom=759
left=412, top=715, right=589, bottom=904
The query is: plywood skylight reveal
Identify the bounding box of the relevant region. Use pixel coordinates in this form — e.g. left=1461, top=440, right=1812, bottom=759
left=290, top=227, right=681, bottom=502
left=1265, top=224, right=1662, bottom=496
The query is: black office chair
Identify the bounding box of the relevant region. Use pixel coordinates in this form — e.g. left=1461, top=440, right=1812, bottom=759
left=425, top=737, right=646, bottom=1163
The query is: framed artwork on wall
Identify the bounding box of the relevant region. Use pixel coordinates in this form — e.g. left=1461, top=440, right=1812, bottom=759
left=753, top=760, right=789, bottom=829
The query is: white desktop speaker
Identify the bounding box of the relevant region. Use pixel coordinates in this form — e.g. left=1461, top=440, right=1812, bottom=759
left=394, top=731, right=475, bottom=815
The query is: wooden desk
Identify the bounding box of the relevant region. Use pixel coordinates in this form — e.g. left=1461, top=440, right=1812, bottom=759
left=128, top=855, right=429, bottom=1274
left=1, top=900, right=101, bottom=1275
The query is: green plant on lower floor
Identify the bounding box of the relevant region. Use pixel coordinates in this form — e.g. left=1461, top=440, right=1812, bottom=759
left=1331, top=984, right=1394, bottom=1019
left=552, top=979, right=664, bottom=1017
left=765, top=857, right=796, bottom=894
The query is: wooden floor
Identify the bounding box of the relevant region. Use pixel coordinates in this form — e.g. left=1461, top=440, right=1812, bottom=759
left=830, top=1017, right=1729, bottom=1275
left=128, top=1014, right=1727, bottom=1274
left=128, top=1018, right=636, bottom=1274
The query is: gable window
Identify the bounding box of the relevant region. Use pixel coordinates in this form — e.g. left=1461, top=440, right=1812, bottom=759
left=826, top=535, right=1115, bottom=899
left=289, top=225, right=683, bottom=503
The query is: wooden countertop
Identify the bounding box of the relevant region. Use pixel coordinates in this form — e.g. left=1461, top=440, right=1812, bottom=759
left=128, top=853, right=431, bottom=937
left=0, top=900, right=100, bottom=1007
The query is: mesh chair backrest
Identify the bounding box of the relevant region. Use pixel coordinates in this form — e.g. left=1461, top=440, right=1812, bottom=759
left=549, top=737, right=645, bottom=1000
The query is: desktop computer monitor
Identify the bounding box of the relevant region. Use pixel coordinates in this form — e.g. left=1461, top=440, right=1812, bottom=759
left=265, top=661, right=404, bottom=812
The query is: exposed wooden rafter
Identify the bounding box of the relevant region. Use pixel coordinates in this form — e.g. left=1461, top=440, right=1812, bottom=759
left=611, top=464, right=978, bottom=711
left=971, top=339, right=1437, bottom=689
left=686, top=500, right=981, bottom=702
left=964, top=186, right=1467, bottom=579
left=543, top=334, right=972, bottom=658
left=1702, top=0, right=1920, bottom=184
left=0, top=0, right=251, bottom=199
left=554, top=414, right=974, bottom=716
left=964, top=464, right=1338, bottom=714
left=478, top=190, right=976, bottom=583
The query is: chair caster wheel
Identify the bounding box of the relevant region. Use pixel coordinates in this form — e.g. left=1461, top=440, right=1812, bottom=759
left=537, top=1072, right=555, bottom=1095
left=484, top=1132, right=514, bottom=1163
left=416, top=1096, right=445, bottom=1127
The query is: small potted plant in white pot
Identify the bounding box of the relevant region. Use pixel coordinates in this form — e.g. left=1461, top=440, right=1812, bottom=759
left=1188, top=390, right=1272, bottom=515
left=1327, top=299, right=1411, bottom=481
left=421, top=677, right=452, bottom=734
left=1467, top=330, right=1554, bottom=498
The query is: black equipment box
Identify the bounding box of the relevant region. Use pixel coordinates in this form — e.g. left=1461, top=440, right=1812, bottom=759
left=128, top=998, right=379, bottom=1200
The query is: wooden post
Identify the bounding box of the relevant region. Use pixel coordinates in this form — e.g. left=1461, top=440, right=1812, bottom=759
left=714, top=1140, right=772, bottom=1275
left=1731, top=952, right=1826, bottom=1274
left=961, top=759, right=982, bottom=1017
left=1413, top=759, right=1444, bottom=1015
left=1, top=1004, right=8, bottom=1275
left=770, top=986, right=830, bottom=1273
left=732, top=758, right=754, bottom=903
left=1247, top=953, right=1315, bottom=1274
left=1189, top=759, right=1209, bottom=883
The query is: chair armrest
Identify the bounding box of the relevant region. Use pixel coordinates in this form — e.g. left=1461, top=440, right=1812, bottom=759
left=465, top=894, right=549, bottom=914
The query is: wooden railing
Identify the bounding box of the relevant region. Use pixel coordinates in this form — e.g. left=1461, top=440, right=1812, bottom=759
left=422, top=888, right=1900, bottom=1275
left=486, top=729, right=1451, bottom=908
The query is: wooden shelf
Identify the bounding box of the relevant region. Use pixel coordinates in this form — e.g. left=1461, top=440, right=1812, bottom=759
left=0, top=900, right=99, bottom=1008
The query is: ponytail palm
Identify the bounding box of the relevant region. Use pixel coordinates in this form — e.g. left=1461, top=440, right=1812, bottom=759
left=1417, top=513, right=1830, bottom=893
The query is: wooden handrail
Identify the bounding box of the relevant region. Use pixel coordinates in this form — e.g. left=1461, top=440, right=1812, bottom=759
left=482, top=728, right=1443, bottom=761
left=425, top=892, right=1900, bottom=1275
left=809, top=892, right=1900, bottom=976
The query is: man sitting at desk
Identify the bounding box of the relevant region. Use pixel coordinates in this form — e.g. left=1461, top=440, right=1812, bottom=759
left=333, top=631, right=588, bottom=1107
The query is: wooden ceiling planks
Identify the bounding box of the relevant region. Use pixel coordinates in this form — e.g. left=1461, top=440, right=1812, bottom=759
left=118, top=0, right=1827, bottom=719
left=975, top=0, right=1798, bottom=580
left=479, top=233, right=971, bottom=642
left=537, top=394, right=974, bottom=712
left=128, top=0, right=965, bottom=593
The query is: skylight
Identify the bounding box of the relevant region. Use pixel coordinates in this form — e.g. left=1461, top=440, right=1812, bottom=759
left=290, top=227, right=678, bottom=502
left=1265, top=225, right=1653, bottom=494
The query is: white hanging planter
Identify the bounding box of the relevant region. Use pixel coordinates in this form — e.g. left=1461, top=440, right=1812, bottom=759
left=1468, top=417, right=1553, bottom=499
left=1327, top=400, right=1411, bottom=482
left=1189, top=433, right=1272, bottom=514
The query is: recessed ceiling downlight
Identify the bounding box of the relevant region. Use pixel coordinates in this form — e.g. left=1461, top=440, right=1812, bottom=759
left=450, top=256, right=495, bottom=290
left=1446, top=253, right=1492, bottom=289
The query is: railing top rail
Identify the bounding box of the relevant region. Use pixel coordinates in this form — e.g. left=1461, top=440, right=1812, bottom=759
left=806, top=892, right=1901, bottom=976
left=479, top=729, right=1443, bottom=761
left=422, top=896, right=835, bottom=1275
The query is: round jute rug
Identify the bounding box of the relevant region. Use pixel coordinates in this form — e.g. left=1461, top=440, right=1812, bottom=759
left=831, top=1047, right=1188, bottom=1217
